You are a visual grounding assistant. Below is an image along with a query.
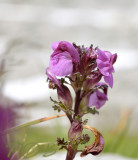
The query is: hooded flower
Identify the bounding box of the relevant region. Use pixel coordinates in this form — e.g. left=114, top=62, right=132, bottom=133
left=89, top=83, right=108, bottom=109
left=96, top=48, right=117, bottom=88
left=49, top=41, right=80, bottom=77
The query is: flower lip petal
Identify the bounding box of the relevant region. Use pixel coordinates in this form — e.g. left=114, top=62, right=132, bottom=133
left=46, top=67, right=61, bottom=87
left=49, top=52, right=73, bottom=77
left=104, top=74, right=113, bottom=88
left=89, top=85, right=108, bottom=109
left=88, top=92, right=98, bottom=107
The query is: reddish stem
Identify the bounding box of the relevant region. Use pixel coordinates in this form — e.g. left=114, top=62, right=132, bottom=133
left=66, top=145, right=77, bottom=160
left=74, top=90, right=81, bottom=118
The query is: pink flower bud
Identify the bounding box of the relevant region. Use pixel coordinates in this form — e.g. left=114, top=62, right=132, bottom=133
left=68, top=121, right=83, bottom=141
left=57, top=85, right=73, bottom=109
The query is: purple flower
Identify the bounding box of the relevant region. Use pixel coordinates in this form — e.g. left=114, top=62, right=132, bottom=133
left=96, top=48, right=117, bottom=88
left=49, top=41, right=80, bottom=77
left=89, top=83, right=108, bottom=109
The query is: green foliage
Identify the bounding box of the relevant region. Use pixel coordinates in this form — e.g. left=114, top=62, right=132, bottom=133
left=8, top=119, right=138, bottom=159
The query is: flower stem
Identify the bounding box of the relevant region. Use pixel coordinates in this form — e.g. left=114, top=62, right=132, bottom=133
left=66, top=145, right=77, bottom=160
left=74, top=90, right=81, bottom=118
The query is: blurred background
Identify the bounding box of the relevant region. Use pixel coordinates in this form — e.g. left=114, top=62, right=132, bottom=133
left=0, top=0, right=138, bottom=159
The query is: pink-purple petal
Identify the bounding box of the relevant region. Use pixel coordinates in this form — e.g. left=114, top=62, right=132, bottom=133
left=104, top=51, right=112, bottom=60
left=111, top=53, right=117, bottom=64
left=46, top=67, right=61, bottom=87
left=97, top=90, right=108, bottom=100
left=89, top=92, right=98, bottom=107
left=96, top=48, right=117, bottom=88
left=89, top=89, right=108, bottom=109
left=104, top=74, right=113, bottom=88
left=57, top=41, right=80, bottom=62
left=51, top=41, right=60, bottom=50
left=96, top=59, right=110, bottom=68
left=50, top=52, right=73, bottom=76
left=97, top=48, right=108, bottom=61
left=99, top=66, right=110, bottom=76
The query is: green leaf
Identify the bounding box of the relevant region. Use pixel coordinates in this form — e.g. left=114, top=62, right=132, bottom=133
left=20, top=142, right=57, bottom=159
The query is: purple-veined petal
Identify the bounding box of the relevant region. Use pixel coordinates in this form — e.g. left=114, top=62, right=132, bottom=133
left=50, top=52, right=73, bottom=76
left=104, top=73, right=113, bottom=88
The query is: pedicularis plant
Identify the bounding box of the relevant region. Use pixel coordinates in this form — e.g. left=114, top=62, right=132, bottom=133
left=46, top=41, right=117, bottom=160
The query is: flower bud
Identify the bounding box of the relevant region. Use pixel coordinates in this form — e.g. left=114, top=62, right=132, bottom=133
left=83, top=70, right=102, bottom=91
left=57, top=85, right=73, bottom=109
left=68, top=121, right=83, bottom=141
left=82, top=47, right=97, bottom=70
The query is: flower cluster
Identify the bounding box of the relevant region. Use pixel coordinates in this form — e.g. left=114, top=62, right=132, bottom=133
left=46, top=41, right=117, bottom=159
left=47, top=41, right=117, bottom=110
